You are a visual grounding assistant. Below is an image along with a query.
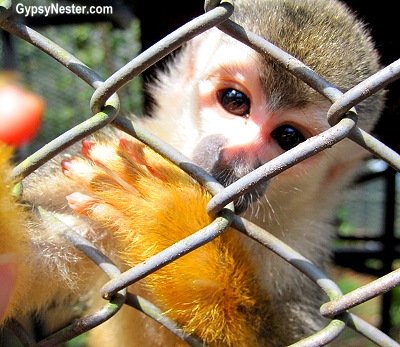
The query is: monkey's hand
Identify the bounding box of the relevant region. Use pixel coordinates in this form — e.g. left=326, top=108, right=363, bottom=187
left=61, top=137, right=212, bottom=251
left=62, top=138, right=267, bottom=347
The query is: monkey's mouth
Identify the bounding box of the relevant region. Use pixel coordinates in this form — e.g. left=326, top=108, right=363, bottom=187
left=192, top=135, right=269, bottom=214
left=208, top=156, right=269, bottom=214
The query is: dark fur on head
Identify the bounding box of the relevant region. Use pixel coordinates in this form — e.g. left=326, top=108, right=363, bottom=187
left=231, top=0, right=384, bottom=128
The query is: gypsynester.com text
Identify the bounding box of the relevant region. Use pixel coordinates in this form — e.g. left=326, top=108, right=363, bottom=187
left=15, top=3, right=113, bottom=17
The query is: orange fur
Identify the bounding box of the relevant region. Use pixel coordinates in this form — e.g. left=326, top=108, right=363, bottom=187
left=0, top=145, right=27, bottom=254
left=0, top=144, right=29, bottom=320
left=0, top=145, right=97, bottom=330
left=63, top=138, right=270, bottom=346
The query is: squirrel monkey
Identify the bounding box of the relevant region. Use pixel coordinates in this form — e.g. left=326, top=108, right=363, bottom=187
left=0, top=0, right=386, bottom=346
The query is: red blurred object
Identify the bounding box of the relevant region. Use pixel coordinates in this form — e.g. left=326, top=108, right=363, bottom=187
left=0, top=73, right=46, bottom=147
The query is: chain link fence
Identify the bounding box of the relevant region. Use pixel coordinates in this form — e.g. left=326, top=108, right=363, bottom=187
left=1, top=0, right=400, bottom=346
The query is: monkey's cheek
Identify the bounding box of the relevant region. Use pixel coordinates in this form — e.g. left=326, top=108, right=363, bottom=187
left=234, top=181, right=270, bottom=215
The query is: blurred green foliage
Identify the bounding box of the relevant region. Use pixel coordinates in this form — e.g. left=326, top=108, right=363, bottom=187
left=13, top=19, right=143, bottom=155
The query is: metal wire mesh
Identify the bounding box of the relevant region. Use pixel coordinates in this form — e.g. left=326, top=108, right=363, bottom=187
left=1, top=0, right=400, bottom=346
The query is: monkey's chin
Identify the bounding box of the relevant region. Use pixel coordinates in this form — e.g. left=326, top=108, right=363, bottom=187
left=211, top=166, right=269, bottom=215
left=191, top=134, right=269, bottom=214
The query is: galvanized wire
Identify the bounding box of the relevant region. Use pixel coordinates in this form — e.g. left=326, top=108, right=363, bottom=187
left=90, top=1, right=234, bottom=115
left=207, top=115, right=358, bottom=216
left=1, top=0, right=400, bottom=346
left=38, top=208, right=209, bottom=347
left=100, top=205, right=235, bottom=299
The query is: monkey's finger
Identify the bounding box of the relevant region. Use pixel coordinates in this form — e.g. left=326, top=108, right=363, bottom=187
left=82, top=138, right=192, bottom=194
left=62, top=158, right=96, bottom=183
left=118, top=137, right=196, bottom=188
left=83, top=138, right=185, bottom=188
left=117, top=138, right=174, bottom=182
left=66, top=192, right=101, bottom=215
left=66, top=192, right=124, bottom=224
left=81, top=139, right=191, bottom=201
left=80, top=140, right=156, bottom=187
left=62, top=157, right=141, bottom=197
left=117, top=138, right=173, bottom=182
left=62, top=158, right=148, bottom=226
left=62, top=157, right=116, bottom=194
left=118, top=138, right=147, bottom=166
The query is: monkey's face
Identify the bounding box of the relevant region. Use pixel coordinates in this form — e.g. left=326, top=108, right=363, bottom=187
left=150, top=28, right=375, bottom=217
left=188, top=33, right=332, bottom=213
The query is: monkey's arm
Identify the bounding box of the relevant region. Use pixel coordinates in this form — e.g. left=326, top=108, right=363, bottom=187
left=63, top=138, right=271, bottom=347
left=0, top=145, right=26, bottom=321
left=0, top=145, right=95, bottom=332
left=0, top=145, right=43, bottom=327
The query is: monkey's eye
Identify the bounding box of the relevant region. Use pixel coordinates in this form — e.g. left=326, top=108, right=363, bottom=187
left=271, top=125, right=305, bottom=151
left=218, top=89, right=250, bottom=117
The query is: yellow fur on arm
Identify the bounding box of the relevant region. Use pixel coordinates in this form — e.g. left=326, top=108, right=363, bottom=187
left=0, top=144, right=30, bottom=321
left=64, top=138, right=271, bottom=347
left=0, top=145, right=28, bottom=254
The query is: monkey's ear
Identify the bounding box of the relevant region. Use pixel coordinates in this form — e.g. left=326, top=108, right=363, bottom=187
left=165, top=40, right=199, bottom=86
left=157, top=30, right=215, bottom=89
